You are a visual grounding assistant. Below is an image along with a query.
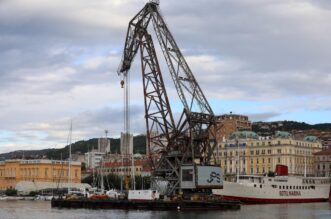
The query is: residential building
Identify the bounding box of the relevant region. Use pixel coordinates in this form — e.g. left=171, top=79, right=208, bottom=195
left=102, top=159, right=147, bottom=176
left=314, top=148, right=331, bottom=177
left=214, top=113, right=252, bottom=141
left=215, top=131, right=323, bottom=181
left=321, top=138, right=331, bottom=150
left=94, top=153, right=149, bottom=176
left=0, top=159, right=81, bottom=190
left=85, top=151, right=105, bottom=168
left=292, top=129, right=331, bottom=150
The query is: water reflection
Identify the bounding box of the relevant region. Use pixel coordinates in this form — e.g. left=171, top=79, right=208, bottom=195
left=0, top=201, right=330, bottom=219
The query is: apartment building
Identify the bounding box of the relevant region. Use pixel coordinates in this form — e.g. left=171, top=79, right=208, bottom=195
left=213, top=113, right=252, bottom=141
left=215, top=131, right=323, bottom=180
left=314, top=148, right=331, bottom=177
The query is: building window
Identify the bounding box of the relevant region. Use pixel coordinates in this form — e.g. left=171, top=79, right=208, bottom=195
left=182, top=169, right=193, bottom=181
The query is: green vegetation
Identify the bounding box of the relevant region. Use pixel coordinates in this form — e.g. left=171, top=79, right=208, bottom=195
left=0, top=135, right=147, bottom=160
left=28, top=191, right=39, bottom=196
left=252, top=121, right=331, bottom=136
left=5, top=188, right=17, bottom=196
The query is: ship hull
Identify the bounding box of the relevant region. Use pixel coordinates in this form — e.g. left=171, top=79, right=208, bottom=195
left=220, top=195, right=327, bottom=204
left=213, top=176, right=330, bottom=204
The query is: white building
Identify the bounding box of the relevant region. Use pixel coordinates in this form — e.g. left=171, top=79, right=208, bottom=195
left=98, top=138, right=110, bottom=153
left=85, top=151, right=105, bottom=168
left=121, top=132, right=133, bottom=155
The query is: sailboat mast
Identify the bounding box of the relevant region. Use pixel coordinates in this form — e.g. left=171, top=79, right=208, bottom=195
left=304, top=151, right=307, bottom=177
left=236, top=137, right=240, bottom=183
left=68, top=120, right=72, bottom=193
left=100, top=156, right=104, bottom=193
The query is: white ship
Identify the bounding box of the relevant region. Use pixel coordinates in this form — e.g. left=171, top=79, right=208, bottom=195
left=213, top=165, right=331, bottom=203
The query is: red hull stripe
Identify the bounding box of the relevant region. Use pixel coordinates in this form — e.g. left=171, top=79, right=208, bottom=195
left=221, top=195, right=328, bottom=204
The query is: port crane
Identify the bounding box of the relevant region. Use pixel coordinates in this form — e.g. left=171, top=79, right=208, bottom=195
left=118, top=0, right=219, bottom=195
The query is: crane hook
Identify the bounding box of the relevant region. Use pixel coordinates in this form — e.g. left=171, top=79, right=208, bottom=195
left=120, top=79, right=125, bottom=88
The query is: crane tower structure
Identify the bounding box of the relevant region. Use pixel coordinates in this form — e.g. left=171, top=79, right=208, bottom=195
left=118, top=1, right=220, bottom=195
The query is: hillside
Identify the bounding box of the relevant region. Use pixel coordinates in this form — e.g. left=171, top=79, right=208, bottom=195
left=0, top=135, right=147, bottom=160
left=252, top=121, right=331, bottom=136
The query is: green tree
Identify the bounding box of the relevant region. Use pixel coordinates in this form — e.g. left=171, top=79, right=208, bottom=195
left=5, top=188, right=17, bottom=196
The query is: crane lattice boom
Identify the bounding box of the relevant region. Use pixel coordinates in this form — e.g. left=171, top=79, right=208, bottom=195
left=118, top=2, right=218, bottom=195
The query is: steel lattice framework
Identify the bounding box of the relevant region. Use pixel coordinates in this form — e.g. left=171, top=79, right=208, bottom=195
left=118, top=2, right=218, bottom=195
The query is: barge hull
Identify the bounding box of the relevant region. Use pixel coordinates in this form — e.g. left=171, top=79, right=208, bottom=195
left=51, top=199, right=240, bottom=211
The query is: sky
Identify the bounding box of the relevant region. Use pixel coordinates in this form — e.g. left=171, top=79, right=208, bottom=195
left=0, top=0, right=331, bottom=153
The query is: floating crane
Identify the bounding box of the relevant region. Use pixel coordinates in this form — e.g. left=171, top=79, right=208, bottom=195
left=118, top=0, right=220, bottom=195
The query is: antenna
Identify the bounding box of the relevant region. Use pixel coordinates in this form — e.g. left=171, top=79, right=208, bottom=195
left=105, top=129, right=109, bottom=153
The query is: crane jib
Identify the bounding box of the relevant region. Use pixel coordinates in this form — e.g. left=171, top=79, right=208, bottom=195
left=117, top=2, right=219, bottom=195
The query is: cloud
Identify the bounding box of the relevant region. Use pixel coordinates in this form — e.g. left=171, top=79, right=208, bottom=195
left=248, top=112, right=281, bottom=122
left=0, top=0, right=330, bottom=153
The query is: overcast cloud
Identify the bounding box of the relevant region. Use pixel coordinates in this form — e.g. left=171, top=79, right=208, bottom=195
left=0, top=0, right=330, bottom=153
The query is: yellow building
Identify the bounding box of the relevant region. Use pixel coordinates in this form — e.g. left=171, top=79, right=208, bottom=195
left=215, top=131, right=322, bottom=180
left=0, top=159, right=81, bottom=190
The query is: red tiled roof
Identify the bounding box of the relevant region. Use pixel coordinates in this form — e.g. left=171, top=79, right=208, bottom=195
left=314, top=148, right=331, bottom=155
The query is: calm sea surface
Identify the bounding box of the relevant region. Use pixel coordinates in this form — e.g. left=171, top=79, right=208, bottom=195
left=0, top=200, right=330, bottom=219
